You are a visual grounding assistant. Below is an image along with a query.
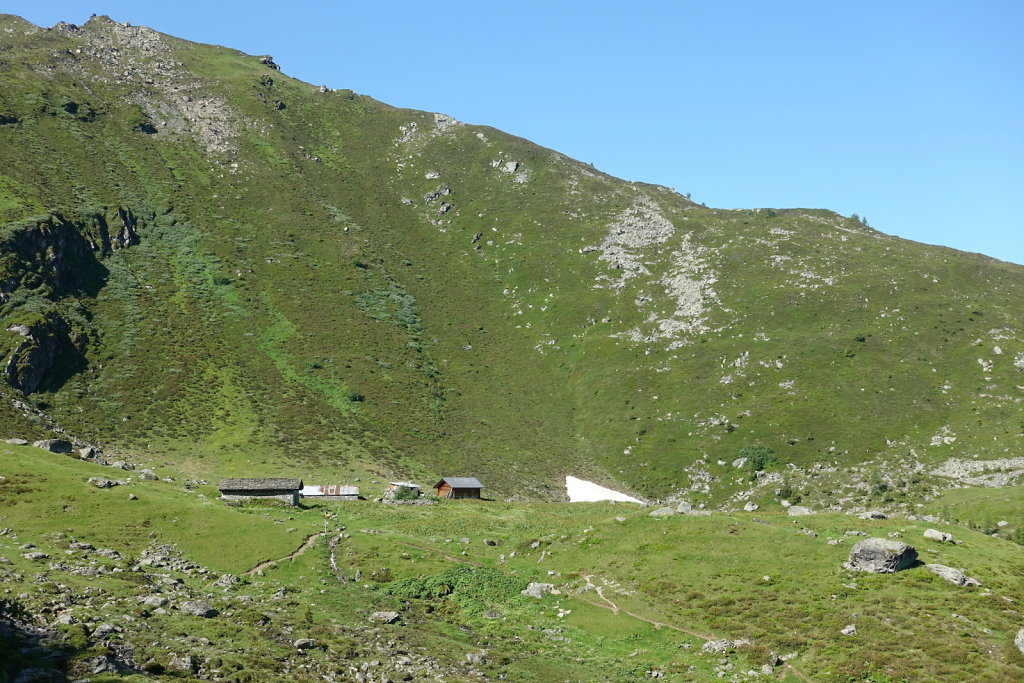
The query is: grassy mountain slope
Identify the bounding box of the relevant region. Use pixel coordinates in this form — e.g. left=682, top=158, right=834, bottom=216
left=1, top=15, right=1024, bottom=504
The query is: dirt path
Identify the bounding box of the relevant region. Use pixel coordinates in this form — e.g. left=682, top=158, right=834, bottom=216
left=578, top=575, right=712, bottom=639
left=245, top=532, right=325, bottom=575
left=579, top=575, right=814, bottom=682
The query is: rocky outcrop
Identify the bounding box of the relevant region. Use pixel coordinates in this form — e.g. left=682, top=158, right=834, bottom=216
left=845, top=538, right=918, bottom=573
left=0, top=208, right=146, bottom=395
left=4, top=314, right=87, bottom=395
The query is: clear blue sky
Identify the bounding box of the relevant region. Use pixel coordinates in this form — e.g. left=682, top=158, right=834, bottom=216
left=9, top=1, right=1024, bottom=264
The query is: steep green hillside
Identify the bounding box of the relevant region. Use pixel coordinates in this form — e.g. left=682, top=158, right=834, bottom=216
left=2, top=14, right=1024, bottom=504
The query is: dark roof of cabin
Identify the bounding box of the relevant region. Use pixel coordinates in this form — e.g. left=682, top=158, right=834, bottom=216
left=434, top=477, right=484, bottom=489
left=218, top=478, right=303, bottom=491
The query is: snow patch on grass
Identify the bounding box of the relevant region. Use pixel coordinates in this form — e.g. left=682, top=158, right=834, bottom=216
left=565, top=476, right=643, bottom=503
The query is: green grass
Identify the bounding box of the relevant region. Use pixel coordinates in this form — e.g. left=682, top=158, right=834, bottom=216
left=4, top=446, right=1022, bottom=680
left=0, top=445, right=302, bottom=572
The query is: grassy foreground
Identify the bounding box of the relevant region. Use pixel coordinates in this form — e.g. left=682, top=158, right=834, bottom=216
left=2, top=447, right=1022, bottom=681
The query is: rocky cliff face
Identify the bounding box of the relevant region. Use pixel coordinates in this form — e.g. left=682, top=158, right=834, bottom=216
left=0, top=208, right=142, bottom=395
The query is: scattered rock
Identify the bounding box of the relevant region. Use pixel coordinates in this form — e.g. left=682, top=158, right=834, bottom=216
left=168, top=653, right=197, bottom=673
left=22, top=551, right=49, bottom=561
left=521, top=582, right=557, bottom=598
left=87, top=655, right=122, bottom=675
left=926, top=564, right=981, bottom=587
left=676, top=501, right=692, bottom=514
left=845, top=538, right=918, bottom=573
left=294, top=638, right=316, bottom=649
left=33, top=439, right=72, bottom=453
left=615, top=516, right=626, bottom=522
left=91, top=623, right=118, bottom=639
left=997, top=520, right=1009, bottom=528
left=743, top=501, right=759, bottom=512
left=213, top=573, right=240, bottom=589
left=649, top=507, right=678, bottom=517
left=138, top=469, right=158, bottom=480
left=258, top=55, right=280, bottom=70
left=5, top=438, right=28, bottom=445
left=180, top=600, right=218, bottom=618
left=1015, top=628, right=1024, bottom=656
left=841, top=624, right=857, bottom=636
left=141, top=595, right=168, bottom=608
left=369, top=611, right=400, bottom=624
left=483, top=609, right=502, bottom=619
left=787, top=506, right=814, bottom=516
left=923, top=529, right=954, bottom=543
left=860, top=511, right=888, bottom=520
left=88, top=477, right=117, bottom=488
left=128, top=493, right=138, bottom=500
left=702, top=638, right=752, bottom=654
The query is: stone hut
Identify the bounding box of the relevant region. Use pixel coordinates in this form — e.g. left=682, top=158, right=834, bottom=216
left=218, top=478, right=303, bottom=506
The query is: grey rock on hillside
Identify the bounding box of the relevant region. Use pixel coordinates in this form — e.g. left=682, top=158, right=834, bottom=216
left=845, top=538, right=918, bottom=573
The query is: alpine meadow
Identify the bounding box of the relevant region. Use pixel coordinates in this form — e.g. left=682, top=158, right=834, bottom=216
left=1, top=15, right=1022, bottom=683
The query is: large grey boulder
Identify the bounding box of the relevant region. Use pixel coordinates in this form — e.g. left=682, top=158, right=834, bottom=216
left=787, top=505, right=814, bottom=516
left=33, top=439, right=72, bottom=453
left=675, top=501, right=693, bottom=514
left=649, top=507, right=678, bottom=517
left=1015, top=628, right=1024, bottom=656
left=845, top=537, right=918, bottom=573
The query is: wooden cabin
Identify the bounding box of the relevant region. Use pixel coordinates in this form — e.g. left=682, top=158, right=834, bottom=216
left=432, top=477, right=483, bottom=499
left=301, top=484, right=360, bottom=501
left=218, top=478, right=303, bottom=506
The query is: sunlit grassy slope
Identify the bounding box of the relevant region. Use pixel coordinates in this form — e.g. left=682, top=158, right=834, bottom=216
left=2, top=447, right=1022, bottom=681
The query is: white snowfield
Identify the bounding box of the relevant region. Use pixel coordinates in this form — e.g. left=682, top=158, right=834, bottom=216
left=565, top=476, right=644, bottom=503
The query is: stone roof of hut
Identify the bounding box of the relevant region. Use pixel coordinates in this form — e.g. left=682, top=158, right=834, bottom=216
left=218, top=478, right=303, bottom=491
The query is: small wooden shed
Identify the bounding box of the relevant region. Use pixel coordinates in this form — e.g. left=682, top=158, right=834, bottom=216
left=301, top=484, right=360, bottom=501
left=218, top=478, right=303, bottom=506
left=433, top=477, right=483, bottom=499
